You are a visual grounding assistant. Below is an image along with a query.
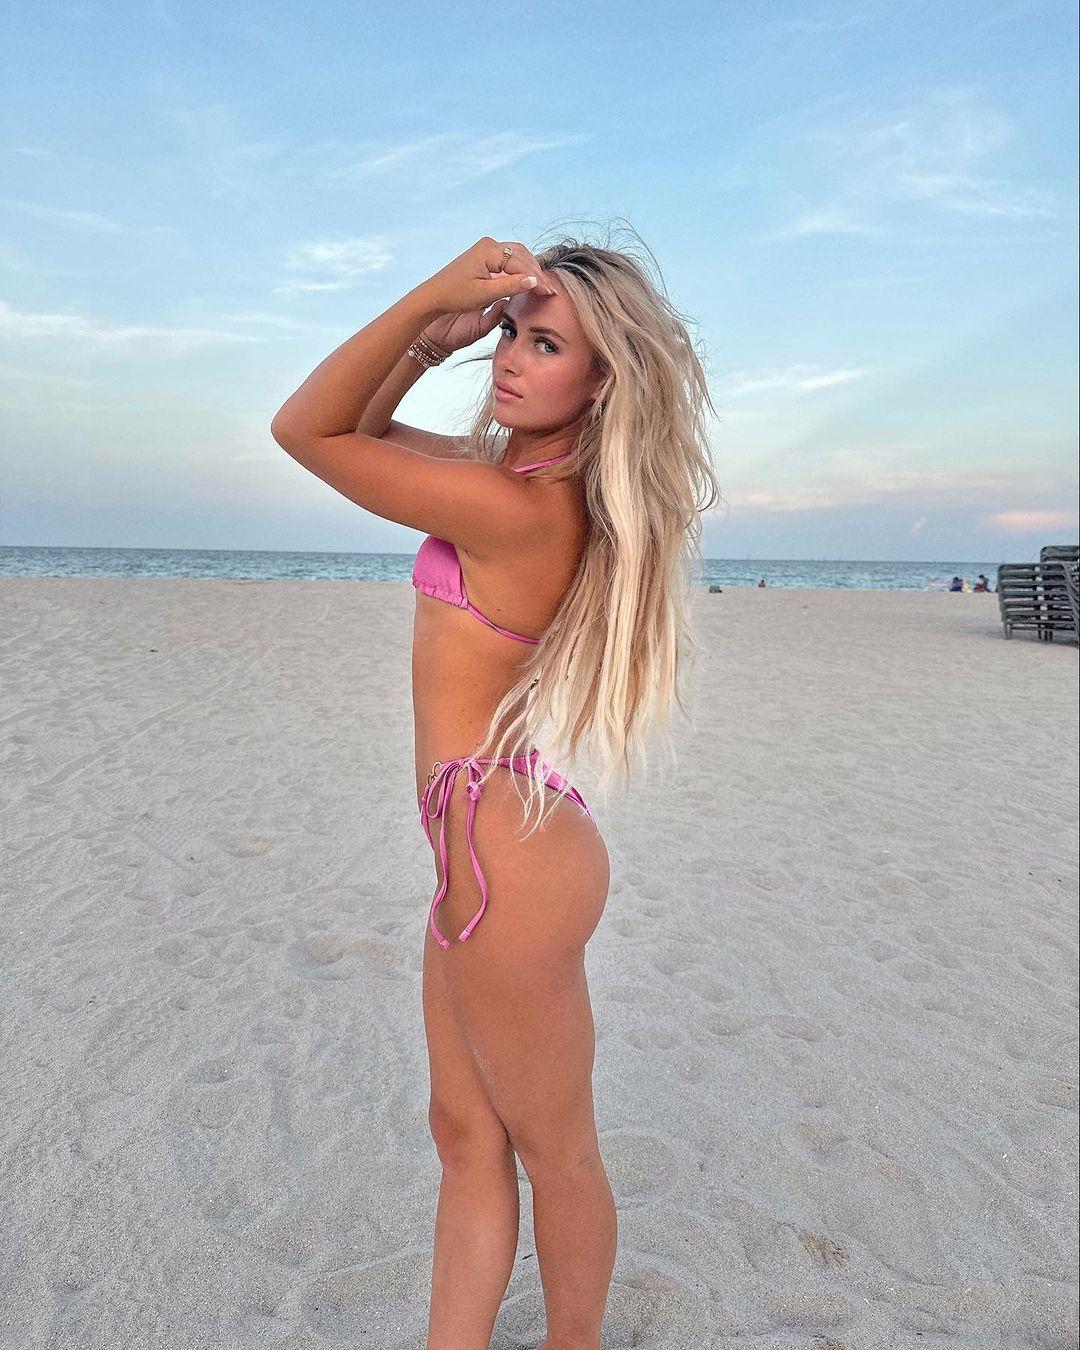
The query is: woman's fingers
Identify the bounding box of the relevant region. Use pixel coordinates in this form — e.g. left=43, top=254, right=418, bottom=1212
left=488, top=272, right=540, bottom=301
left=489, top=240, right=557, bottom=295
left=479, top=298, right=507, bottom=334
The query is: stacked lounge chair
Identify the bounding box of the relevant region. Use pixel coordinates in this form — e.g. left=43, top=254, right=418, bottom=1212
left=1040, top=545, right=1080, bottom=562
left=996, top=544, right=1080, bottom=641
left=1061, top=558, right=1080, bottom=640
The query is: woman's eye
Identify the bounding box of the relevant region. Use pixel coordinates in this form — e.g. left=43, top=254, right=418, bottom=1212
left=499, top=323, right=556, bottom=353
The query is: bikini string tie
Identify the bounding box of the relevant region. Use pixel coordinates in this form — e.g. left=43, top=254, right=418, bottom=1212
left=420, top=757, right=492, bottom=949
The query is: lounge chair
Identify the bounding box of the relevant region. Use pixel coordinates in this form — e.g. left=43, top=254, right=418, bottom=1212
left=997, top=556, right=1080, bottom=641
left=1063, top=561, right=1080, bottom=640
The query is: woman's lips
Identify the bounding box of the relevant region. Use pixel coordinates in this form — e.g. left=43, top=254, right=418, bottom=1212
left=495, top=383, right=522, bottom=401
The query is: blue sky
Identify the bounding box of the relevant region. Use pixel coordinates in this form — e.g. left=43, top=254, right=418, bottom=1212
left=1, top=0, right=1077, bottom=562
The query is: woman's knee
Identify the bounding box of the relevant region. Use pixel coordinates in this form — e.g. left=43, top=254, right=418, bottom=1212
left=427, top=1097, right=513, bottom=1171
left=513, top=1125, right=605, bottom=1184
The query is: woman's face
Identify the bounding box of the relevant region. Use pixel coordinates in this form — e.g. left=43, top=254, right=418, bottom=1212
left=492, top=271, right=601, bottom=431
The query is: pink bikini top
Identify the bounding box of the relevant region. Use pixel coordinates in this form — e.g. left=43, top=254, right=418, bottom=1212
left=411, top=453, right=572, bottom=645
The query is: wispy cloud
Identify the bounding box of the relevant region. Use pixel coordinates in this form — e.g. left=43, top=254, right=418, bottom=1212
left=799, top=368, right=869, bottom=392
left=736, top=485, right=855, bottom=512
left=160, top=102, right=592, bottom=205
left=0, top=196, right=126, bottom=234
left=720, top=458, right=1078, bottom=517
left=781, top=208, right=881, bottom=237
left=205, top=310, right=344, bottom=334
left=274, top=236, right=395, bottom=296
left=987, top=509, right=1079, bottom=533
left=717, top=365, right=869, bottom=399
left=0, top=299, right=269, bottom=350
left=317, top=131, right=593, bottom=196
left=771, top=85, right=1058, bottom=237
left=894, top=170, right=1055, bottom=218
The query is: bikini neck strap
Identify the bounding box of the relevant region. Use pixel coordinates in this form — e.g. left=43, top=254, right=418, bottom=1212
left=512, top=452, right=573, bottom=474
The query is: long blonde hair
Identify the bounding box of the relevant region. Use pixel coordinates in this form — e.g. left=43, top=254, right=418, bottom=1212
left=451, top=223, right=723, bottom=833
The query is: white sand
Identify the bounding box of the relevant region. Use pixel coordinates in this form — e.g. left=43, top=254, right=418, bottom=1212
left=1, top=578, right=1076, bottom=1349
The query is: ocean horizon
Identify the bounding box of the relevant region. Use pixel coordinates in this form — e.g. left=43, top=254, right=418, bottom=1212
left=0, top=544, right=1013, bottom=590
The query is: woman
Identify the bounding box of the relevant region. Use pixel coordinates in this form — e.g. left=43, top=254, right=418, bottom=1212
left=271, top=231, right=720, bottom=1350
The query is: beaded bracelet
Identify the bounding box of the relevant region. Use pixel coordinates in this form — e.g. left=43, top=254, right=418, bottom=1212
left=407, top=331, right=453, bottom=368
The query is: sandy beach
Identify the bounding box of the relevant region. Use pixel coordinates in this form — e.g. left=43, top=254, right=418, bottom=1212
left=1, top=577, right=1076, bottom=1349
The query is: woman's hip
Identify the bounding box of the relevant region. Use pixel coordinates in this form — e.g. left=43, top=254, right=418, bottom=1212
left=418, top=751, right=608, bottom=952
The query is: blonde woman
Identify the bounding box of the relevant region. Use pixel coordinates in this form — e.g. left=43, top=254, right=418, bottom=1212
left=271, top=229, right=720, bottom=1350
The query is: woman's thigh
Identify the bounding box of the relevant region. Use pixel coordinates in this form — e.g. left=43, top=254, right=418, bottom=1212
left=423, top=771, right=611, bottom=1164
left=422, top=924, right=511, bottom=1156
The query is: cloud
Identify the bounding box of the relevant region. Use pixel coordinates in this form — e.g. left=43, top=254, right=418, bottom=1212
left=207, top=310, right=343, bottom=334
left=156, top=96, right=592, bottom=206
left=736, top=486, right=850, bottom=512
left=896, top=170, right=1055, bottom=219
left=274, top=236, right=395, bottom=296
left=986, top=509, right=1079, bottom=533
left=318, top=130, right=592, bottom=196
left=0, top=299, right=269, bottom=350
left=717, top=365, right=869, bottom=399
left=780, top=208, right=881, bottom=237
left=0, top=196, right=125, bottom=234
left=910, top=516, right=926, bottom=535
left=717, top=456, right=1078, bottom=517
left=799, top=368, right=869, bottom=392
left=774, top=85, right=1058, bottom=236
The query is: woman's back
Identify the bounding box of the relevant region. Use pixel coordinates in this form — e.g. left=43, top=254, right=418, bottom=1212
left=410, top=455, right=589, bottom=810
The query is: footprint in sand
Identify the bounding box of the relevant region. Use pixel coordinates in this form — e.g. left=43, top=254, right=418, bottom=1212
left=796, top=1228, right=849, bottom=1269
left=287, top=933, right=405, bottom=980
left=601, top=1130, right=679, bottom=1202
left=793, top=1120, right=849, bottom=1160
left=187, top=1079, right=246, bottom=1130
left=302, top=1249, right=430, bottom=1340
left=211, top=831, right=279, bottom=858
left=1022, top=1075, right=1076, bottom=1111
left=767, top=1013, right=827, bottom=1041
left=701, top=1009, right=761, bottom=1038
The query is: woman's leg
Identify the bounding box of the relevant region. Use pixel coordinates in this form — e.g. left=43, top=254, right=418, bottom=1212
left=434, top=773, right=616, bottom=1350
left=465, top=953, right=616, bottom=1350
left=422, top=923, right=522, bottom=1349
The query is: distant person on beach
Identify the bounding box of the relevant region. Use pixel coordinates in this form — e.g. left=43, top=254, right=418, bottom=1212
left=949, top=576, right=964, bottom=591
left=271, top=231, right=721, bottom=1346
left=757, top=578, right=766, bottom=588
left=973, top=574, right=991, bottom=592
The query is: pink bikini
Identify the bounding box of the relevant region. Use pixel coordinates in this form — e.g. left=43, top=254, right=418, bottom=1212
left=412, top=452, right=596, bottom=949
left=411, top=452, right=574, bottom=643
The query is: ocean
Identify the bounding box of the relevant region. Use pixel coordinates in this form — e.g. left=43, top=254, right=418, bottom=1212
left=0, top=546, right=1009, bottom=591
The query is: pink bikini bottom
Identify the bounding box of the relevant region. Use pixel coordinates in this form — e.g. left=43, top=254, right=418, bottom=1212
left=419, top=748, right=595, bottom=949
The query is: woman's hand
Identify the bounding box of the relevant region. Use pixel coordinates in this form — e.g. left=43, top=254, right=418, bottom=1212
left=420, top=298, right=509, bottom=356
left=417, top=237, right=557, bottom=353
